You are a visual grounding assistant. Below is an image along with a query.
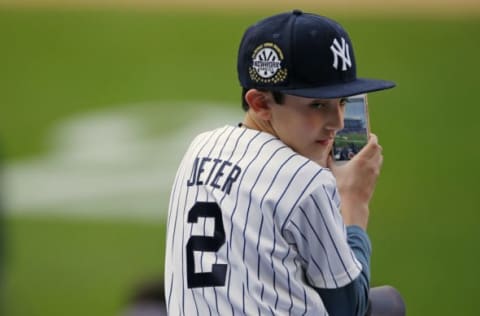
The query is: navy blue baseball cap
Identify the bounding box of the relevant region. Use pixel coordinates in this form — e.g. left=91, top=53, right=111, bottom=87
left=237, top=10, right=395, bottom=98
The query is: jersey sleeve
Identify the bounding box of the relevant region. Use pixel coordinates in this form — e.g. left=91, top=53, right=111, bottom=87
left=315, top=226, right=372, bottom=316
left=284, top=180, right=363, bottom=289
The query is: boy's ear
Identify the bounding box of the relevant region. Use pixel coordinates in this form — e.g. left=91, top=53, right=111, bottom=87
left=245, top=89, right=272, bottom=120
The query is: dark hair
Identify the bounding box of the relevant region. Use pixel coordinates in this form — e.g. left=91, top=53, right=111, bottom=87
left=241, top=88, right=285, bottom=111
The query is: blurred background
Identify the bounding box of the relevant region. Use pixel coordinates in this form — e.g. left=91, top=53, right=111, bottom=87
left=1, top=0, right=479, bottom=315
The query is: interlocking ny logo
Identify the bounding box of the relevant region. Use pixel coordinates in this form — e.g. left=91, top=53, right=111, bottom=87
left=330, top=37, right=352, bottom=71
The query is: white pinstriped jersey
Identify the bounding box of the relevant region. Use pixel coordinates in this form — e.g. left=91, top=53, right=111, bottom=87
left=165, top=125, right=362, bottom=315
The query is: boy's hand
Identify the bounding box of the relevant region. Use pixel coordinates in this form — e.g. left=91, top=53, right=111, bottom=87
left=327, top=133, right=383, bottom=230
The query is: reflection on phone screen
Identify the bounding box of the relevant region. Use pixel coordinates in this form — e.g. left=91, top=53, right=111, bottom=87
left=333, top=95, right=369, bottom=162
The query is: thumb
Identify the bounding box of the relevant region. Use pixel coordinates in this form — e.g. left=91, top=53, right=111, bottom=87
left=353, top=133, right=380, bottom=160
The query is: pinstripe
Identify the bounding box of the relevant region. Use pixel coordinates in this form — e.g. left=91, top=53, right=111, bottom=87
left=268, top=305, right=275, bottom=316
left=173, top=159, right=192, bottom=314
left=218, top=128, right=251, bottom=207
left=274, top=165, right=324, bottom=310
left=167, top=272, right=174, bottom=311
left=311, top=194, right=355, bottom=282
left=239, top=141, right=285, bottom=311
left=209, top=126, right=244, bottom=315
left=321, top=186, right=362, bottom=273
left=166, top=170, right=182, bottom=283
left=180, top=129, right=220, bottom=315
left=213, top=126, right=245, bottom=220
left=185, top=135, right=216, bottom=316
left=225, top=129, right=264, bottom=315
left=197, top=193, right=212, bottom=314
left=167, top=161, right=189, bottom=258
left=322, top=184, right=344, bottom=226
left=200, top=194, right=214, bottom=316
left=193, top=127, right=231, bottom=316
left=280, top=166, right=325, bottom=233
left=294, top=207, right=335, bottom=286
left=289, top=218, right=329, bottom=285
left=242, top=283, right=246, bottom=314
left=282, top=246, right=293, bottom=313
left=242, top=145, right=288, bottom=261
left=198, top=127, right=231, bottom=269
left=211, top=127, right=248, bottom=316
left=166, top=171, right=180, bottom=236
left=270, top=158, right=310, bottom=309
left=258, top=154, right=295, bottom=308
left=189, top=130, right=221, bottom=315
left=207, top=126, right=236, bottom=316
left=322, top=184, right=349, bottom=245
left=254, top=151, right=296, bottom=305
left=253, top=152, right=294, bottom=308
left=302, top=286, right=308, bottom=316
left=228, top=135, right=273, bottom=247
left=256, top=215, right=264, bottom=279
left=184, top=181, right=199, bottom=316
left=226, top=245, right=235, bottom=316
left=225, top=135, right=276, bottom=313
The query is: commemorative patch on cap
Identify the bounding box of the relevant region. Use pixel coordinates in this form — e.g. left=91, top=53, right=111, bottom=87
left=249, top=42, right=287, bottom=84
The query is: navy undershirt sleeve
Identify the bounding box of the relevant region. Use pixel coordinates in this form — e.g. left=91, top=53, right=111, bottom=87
left=315, top=225, right=372, bottom=316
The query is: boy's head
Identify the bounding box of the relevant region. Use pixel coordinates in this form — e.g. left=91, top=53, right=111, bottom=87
left=237, top=10, right=395, bottom=100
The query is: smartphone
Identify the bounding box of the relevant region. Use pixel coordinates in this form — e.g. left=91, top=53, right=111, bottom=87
left=332, top=94, right=370, bottom=163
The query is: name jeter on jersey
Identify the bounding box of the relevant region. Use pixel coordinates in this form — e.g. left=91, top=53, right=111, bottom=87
left=186, top=156, right=242, bottom=195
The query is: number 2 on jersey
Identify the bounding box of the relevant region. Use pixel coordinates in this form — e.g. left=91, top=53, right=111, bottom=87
left=186, top=202, right=227, bottom=288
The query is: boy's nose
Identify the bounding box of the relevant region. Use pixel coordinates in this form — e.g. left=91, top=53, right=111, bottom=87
left=325, top=101, right=344, bottom=131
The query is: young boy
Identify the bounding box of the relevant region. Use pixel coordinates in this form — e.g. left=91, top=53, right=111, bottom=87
left=165, top=10, right=400, bottom=315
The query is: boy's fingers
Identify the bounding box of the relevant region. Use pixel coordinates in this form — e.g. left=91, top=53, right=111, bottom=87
left=355, top=133, right=381, bottom=159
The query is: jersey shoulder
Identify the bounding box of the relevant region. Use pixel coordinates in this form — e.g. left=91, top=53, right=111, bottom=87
left=273, top=149, right=337, bottom=191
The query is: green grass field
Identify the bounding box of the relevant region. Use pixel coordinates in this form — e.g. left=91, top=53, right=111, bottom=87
left=1, top=8, right=480, bottom=315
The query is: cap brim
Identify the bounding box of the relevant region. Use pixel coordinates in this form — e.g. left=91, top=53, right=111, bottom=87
left=279, top=78, right=396, bottom=99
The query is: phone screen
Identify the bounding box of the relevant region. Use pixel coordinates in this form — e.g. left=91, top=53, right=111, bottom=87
left=333, top=94, right=369, bottom=162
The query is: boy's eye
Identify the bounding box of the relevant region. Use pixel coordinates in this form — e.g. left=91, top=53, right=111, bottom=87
left=310, top=98, right=347, bottom=109
left=311, top=102, right=326, bottom=109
